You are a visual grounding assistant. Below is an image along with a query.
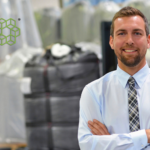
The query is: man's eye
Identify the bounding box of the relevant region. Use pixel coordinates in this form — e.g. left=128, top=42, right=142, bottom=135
left=135, top=32, right=141, bottom=35
left=118, top=33, right=125, bottom=35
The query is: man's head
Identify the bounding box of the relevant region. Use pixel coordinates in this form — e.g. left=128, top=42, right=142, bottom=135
left=109, top=6, right=150, bottom=72
left=110, top=6, right=149, bottom=37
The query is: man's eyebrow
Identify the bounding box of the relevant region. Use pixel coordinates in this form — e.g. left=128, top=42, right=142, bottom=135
left=115, top=29, right=126, bottom=34
left=133, top=29, right=144, bottom=32
left=115, top=29, right=144, bottom=34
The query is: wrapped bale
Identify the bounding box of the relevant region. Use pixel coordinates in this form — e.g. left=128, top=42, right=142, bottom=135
left=27, top=124, right=79, bottom=150
left=24, top=94, right=80, bottom=123
left=23, top=44, right=100, bottom=150
left=23, top=46, right=100, bottom=95
left=0, top=76, right=26, bottom=143
left=34, top=8, right=61, bottom=48
left=93, top=1, right=120, bottom=44
left=61, top=1, right=94, bottom=44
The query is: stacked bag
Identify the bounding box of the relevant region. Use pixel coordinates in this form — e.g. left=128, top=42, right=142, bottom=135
left=23, top=44, right=100, bottom=150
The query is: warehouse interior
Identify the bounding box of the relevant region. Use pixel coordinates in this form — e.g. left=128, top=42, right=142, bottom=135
left=0, top=0, right=150, bottom=150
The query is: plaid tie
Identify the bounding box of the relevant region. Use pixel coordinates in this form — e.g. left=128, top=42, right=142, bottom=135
left=128, top=77, right=140, bottom=132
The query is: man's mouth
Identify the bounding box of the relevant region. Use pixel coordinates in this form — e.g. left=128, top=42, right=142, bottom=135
left=122, top=49, right=137, bottom=53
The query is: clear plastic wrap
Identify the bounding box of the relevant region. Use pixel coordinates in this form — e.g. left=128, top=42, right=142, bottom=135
left=21, top=0, right=42, bottom=48
left=61, top=1, right=94, bottom=44
left=0, top=0, right=42, bottom=61
left=0, top=46, right=42, bottom=144
left=0, top=0, right=43, bottom=145
left=93, top=1, right=120, bottom=43
left=0, top=76, right=26, bottom=143
left=0, top=46, right=42, bottom=78
left=34, top=8, right=61, bottom=48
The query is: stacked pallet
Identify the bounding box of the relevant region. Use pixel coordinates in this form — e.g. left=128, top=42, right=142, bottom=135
left=23, top=46, right=100, bottom=150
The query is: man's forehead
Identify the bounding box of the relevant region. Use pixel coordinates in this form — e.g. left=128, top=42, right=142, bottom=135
left=114, top=15, right=144, bottom=24
left=114, top=15, right=145, bottom=30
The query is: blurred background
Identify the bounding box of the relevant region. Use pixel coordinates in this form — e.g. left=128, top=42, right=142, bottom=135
left=0, top=0, right=150, bottom=150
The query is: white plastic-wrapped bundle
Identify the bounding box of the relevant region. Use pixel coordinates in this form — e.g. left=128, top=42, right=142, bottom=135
left=61, top=1, right=94, bottom=44
left=0, top=47, right=42, bottom=78
left=93, top=1, right=120, bottom=43
left=34, top=8, right=61, bottom=48
left=0, top=0, right=42, bottom=61
left=0, top=76, right=26, bottom=143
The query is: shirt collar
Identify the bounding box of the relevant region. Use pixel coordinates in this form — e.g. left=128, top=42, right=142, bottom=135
left=116, top=63, right=150, bottom=88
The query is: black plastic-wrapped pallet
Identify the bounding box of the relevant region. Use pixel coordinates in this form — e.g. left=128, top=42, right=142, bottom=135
left=23, top=48, right=100, bottom=94
left=24, top=93, right=80, bottom=123
left=26, top=123, right=79, bottom=150
left=24, top=62, right=99, bottom=94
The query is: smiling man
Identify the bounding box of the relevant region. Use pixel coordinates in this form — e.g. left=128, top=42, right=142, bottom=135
left=78, top=6, right=150, bottom=150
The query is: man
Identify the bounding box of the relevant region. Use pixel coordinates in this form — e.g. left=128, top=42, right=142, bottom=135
left=78, top=6, right=150, bottom=150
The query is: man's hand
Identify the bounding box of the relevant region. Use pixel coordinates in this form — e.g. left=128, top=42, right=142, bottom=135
left=88, top=119, right=110, bottom=135
left=146, top=129, right=150, bottom=143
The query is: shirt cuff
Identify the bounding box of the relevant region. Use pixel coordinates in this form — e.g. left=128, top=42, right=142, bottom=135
left=130, top=129, right=148, bottom=150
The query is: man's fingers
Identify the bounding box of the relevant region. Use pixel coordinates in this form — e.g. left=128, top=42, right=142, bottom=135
left=93, top=122, right=106, bottom=135
left=88, top=123, right=102, bottom=135
left=88, top=119, right=110, bottom=135
left=88, top=121, right=105, bottom=135
left=91, top=130, right=96, bottom=135
left=88, top=121, right=102, bottom=135
left=88, top=120, right=93, bottom=125
left=93, top=119, right=110, bottom=135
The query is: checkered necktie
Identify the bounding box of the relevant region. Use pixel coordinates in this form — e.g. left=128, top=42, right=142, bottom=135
left=128, top=77, right=140, bottom=132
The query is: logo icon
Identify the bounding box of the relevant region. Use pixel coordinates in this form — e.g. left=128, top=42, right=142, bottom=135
left=0, top=18, right=21, bottom=46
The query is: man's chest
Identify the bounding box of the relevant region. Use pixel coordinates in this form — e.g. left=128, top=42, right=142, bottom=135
left=101, top=85, right=150, bottom=134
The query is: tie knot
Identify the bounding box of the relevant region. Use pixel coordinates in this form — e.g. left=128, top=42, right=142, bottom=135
left=128, top=77, right=135, bottom=87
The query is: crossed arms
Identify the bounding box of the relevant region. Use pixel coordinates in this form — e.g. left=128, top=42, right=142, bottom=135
left=78, top=86, right=150, bottom=150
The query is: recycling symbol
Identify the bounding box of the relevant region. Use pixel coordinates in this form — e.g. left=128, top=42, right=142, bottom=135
left=0, top=18, right=21, bottom=46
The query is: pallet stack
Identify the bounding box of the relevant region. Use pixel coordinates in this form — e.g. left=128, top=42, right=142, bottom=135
left=23, top=47, right=100, bottom=150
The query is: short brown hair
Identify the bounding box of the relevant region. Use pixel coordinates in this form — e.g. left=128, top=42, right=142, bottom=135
left=110, top=6, right=149, bottom=37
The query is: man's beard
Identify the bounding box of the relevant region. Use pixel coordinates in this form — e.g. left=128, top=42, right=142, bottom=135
left=120, top=54, right=141, bottom=67
left=114, top=47, right=142, bottom=67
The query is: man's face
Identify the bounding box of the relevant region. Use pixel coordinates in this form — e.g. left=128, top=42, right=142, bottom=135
left=109, top=15, right=150, bottom=68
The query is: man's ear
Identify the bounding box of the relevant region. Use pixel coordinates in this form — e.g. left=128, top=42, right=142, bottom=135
left=147, top=34, right=150, bottom=49
left=109, top=35, right=114, bottom=50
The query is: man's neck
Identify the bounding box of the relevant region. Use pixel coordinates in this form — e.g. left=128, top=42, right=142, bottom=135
left=118, top=59, right=146, bottom=76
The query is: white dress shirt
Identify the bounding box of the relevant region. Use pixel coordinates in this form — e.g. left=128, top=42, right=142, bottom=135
left=78, top=63, right=150, bottom=150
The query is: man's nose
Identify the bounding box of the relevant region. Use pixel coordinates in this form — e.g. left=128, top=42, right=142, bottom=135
left=126, top=34, right=134, bottom=45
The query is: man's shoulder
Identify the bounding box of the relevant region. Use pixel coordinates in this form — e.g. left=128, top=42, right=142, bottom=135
left=86, top=70, right=117, bottom=89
